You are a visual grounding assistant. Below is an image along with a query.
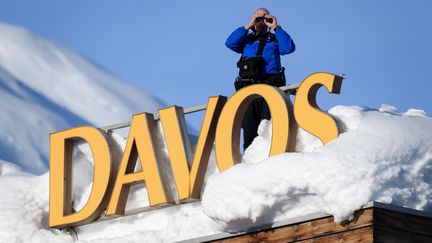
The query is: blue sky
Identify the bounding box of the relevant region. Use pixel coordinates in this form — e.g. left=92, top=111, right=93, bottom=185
left=1, top=0, right=431, bottom=129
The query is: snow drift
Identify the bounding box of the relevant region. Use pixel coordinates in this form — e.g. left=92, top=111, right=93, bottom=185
left=0, top=23, right=164, bottom=173
left=1, top=104, right=431, bottom=242
left=202, top=105, right=432, bottom=231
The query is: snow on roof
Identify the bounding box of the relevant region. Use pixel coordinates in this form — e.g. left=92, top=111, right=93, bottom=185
left=0, top=104, right=431, bottom=242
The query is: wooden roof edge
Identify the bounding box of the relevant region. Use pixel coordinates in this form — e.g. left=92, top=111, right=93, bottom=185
left=174, top=201, right=432, bottom=243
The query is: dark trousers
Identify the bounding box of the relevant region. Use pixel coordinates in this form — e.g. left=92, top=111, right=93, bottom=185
left=242, top=98, right=270, bottom=150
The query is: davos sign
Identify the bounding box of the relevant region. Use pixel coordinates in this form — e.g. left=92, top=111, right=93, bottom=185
left=49, top=72, right=343, bottom=228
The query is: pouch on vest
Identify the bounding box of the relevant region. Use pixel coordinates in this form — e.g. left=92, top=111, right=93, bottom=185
left=237, top=56, right=264, bottom=79
left=237, top=35, right=267, bottom=79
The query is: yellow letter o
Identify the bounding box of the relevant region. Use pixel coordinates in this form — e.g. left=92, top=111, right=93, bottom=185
left=215, top=84, right=295, bottom=172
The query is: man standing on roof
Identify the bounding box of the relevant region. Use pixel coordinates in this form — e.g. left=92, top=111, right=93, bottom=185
left=225, top=7, right=296, bottom=150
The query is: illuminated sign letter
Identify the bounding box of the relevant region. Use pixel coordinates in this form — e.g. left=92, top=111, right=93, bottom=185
left=106, top=113, right=174, bottom=215
left=48, top=72, right=345, bottom=228
left=49, top=126, right=114, bottom=228
left=294, top=72, right=343, bottom=145
left=215, top=84, right=296, bottom=172
left=159, top=96, right=227, bottom=200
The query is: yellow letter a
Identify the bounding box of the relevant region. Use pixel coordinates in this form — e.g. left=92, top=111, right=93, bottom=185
left=106, top=113, right=174, bottom=215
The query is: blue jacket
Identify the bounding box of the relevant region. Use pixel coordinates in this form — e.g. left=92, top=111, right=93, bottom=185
left=225, top=26, right=295, bottom=78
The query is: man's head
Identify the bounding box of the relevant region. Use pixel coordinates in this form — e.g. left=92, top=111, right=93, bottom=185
left=253, top=8, right=271, bottom=33
left=255, top=8, right=270, bottom=16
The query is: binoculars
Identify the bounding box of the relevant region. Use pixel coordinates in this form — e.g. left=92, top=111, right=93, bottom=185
left=255, top=17, right=273, bottom=23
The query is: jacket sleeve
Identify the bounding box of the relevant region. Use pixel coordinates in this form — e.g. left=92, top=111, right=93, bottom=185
left=225, top=27, right=249, bottom=54
left=274, top=27, right=295, bottom=55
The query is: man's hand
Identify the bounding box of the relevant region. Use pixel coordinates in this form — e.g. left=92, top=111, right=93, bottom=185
left=245, top=13, right=262, bottom=30
left=265, top=15, right=278, bottom=30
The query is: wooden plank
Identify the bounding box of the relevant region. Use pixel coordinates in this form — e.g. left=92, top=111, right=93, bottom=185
left=290, top=209, right=373, bottom=240
left=210, top=226, right=373, bottom=243
left=183, top=203, right=432, bottom=243
left=210, top=208, right=373, bottom=243
left=374, top=207, right=432, bottom=243
left=299, top=226, right=373, bottom=243
left=211, top=234, right=257, bottom=243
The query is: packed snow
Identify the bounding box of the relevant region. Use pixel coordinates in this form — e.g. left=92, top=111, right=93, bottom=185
left=1, top=104, right=431, bottom=242
left=202, top=105, right=432, bottom=231
left=0, top=23, right=165, bottom=174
